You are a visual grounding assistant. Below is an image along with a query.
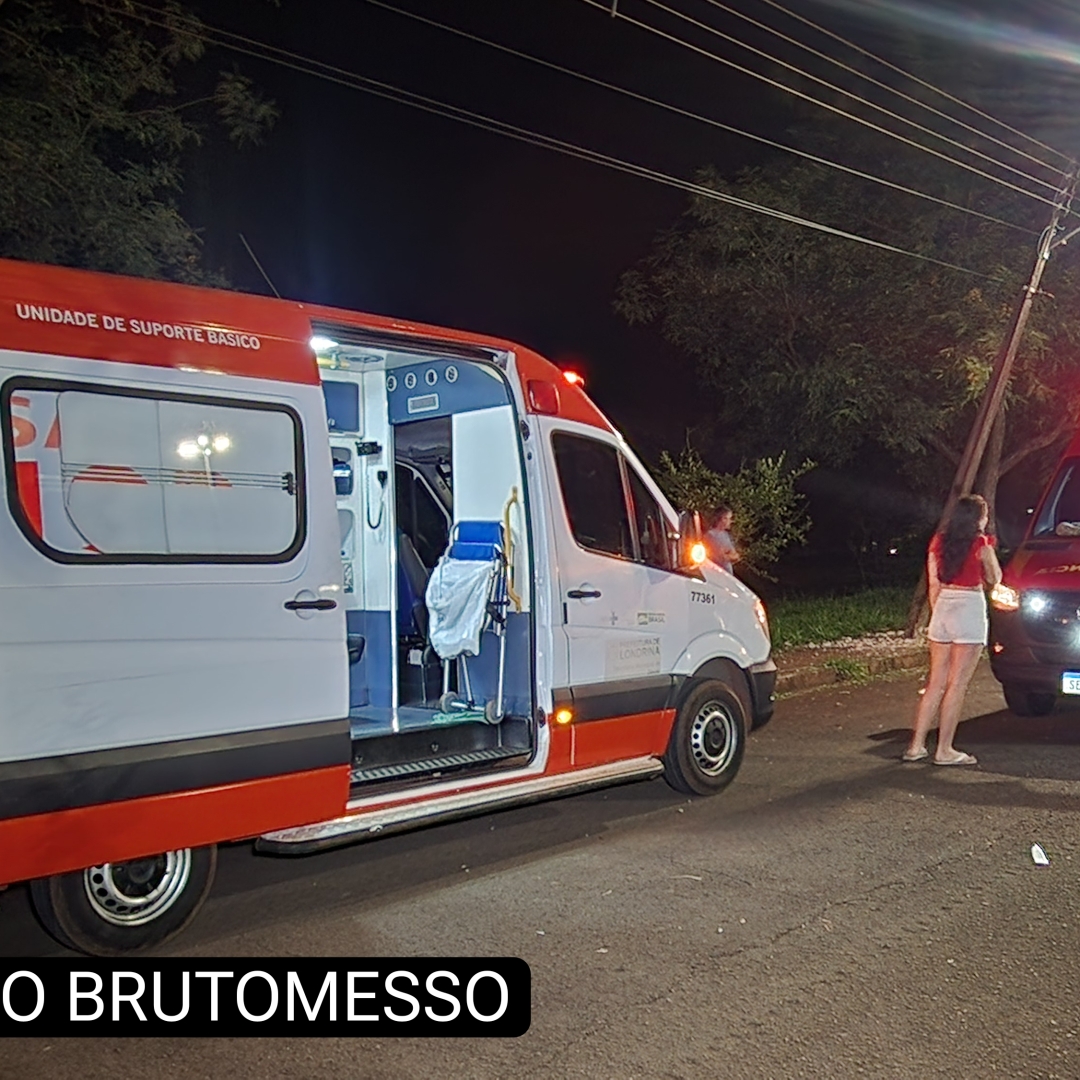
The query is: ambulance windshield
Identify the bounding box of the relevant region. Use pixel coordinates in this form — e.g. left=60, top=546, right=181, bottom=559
left=1033, top=458, right=1080, bottom=538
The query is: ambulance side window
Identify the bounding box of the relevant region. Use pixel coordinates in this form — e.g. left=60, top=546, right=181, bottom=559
left=1035, top=458, right=1080, bottom=538
left=552, top=432, right=634, bottom=560
left=626, top=464, right=673, bottom=571
left=3, top=381, right=303, bottom=562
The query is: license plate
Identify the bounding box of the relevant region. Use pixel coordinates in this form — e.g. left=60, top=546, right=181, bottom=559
left=1063, top=673, right=1080, bottom=695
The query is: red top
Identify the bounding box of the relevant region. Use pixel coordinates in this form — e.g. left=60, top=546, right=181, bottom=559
left=930, top=533, right=995, bottom=587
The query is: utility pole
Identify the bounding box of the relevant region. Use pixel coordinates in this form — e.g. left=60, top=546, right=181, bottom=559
left=906, top=167, right=1079, bottom=634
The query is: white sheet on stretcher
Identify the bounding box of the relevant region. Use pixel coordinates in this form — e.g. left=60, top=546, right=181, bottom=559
left=426, top=557, right=496, bottom=660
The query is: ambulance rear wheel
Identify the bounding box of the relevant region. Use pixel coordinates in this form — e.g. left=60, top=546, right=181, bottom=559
left=30, top=845, right=216, bottom=956
left=663, top=679, right=747, bottom=796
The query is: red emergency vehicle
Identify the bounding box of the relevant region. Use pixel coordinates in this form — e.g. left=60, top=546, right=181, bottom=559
left=991, top=428, right=1080, bottom=714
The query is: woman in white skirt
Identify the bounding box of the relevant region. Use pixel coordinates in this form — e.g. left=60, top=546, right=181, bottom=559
left=904, top=494, right=1001, bottom=766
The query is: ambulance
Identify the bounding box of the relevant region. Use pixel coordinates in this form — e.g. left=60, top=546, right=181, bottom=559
left=0, top=259, right=775, bottom=955
left=991, top=427, right=1080, bottom=714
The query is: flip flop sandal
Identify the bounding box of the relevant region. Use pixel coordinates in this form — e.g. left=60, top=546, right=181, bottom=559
left=933, top=752, right=977, bottom=766
left=901, top=748, right=929, bottom=762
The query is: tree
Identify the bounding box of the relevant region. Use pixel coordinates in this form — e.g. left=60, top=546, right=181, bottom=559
left=616, top=151, right=1080, bottom=526
left=655, top=446, right=814, bottom=578
left=0, top=0, right=276, bottom=282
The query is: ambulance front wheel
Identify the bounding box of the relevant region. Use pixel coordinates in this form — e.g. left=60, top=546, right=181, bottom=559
left=30, top=845, right=217, bottom=956
left=663, top=680, right=747, bottom=796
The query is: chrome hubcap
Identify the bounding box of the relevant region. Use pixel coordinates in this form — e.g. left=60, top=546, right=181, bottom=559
left=689, top=701, right=737, bottom=776
left=82, top=850, right=192, bottom=926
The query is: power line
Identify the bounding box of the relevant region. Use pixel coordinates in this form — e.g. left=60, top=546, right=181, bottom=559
left=359, top=0, right=1033, bottom=234
left=359, top=0, right=1034, bottom=234
left=700, top=0, right=1064, bottom=176
left=578, top=0, right=1066, bottom=208
left=757, top=0, right=1073, bottom=166
left=94, top=0, right=1003, bottom=281
left=635, top=0, right=1063, bottom=193
left=630, top=0, right=1062, bottom=195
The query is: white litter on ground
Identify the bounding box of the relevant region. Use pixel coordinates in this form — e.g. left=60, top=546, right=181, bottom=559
left=1031, top=844, right=1050, bottom=866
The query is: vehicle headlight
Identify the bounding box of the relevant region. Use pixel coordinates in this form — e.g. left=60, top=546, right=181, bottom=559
left=990, top=583, right=1020, bottom=612
left=754, top=597, right=770, bottom=641
left=1023, top=591, right=1049, bottom=614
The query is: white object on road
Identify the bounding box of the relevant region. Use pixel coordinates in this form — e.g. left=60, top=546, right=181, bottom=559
left=1031, top=844, right=1050, bottom=866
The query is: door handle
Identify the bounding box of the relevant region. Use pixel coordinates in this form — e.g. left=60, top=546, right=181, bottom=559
left=284, top=598, right=338, bottom=611
left=567, top=589, right=602, bottom=599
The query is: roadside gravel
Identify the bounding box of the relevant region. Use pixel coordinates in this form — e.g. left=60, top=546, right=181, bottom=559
left=775, top=629, right=927, bottom=695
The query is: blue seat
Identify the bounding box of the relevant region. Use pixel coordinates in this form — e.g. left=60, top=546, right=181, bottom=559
left=449, top=521, right=503, bottom=562
left=397, top=531, right=430, bottom=639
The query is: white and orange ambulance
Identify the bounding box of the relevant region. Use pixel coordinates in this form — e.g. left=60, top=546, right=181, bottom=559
left=0, top=258, right=774, bottom=954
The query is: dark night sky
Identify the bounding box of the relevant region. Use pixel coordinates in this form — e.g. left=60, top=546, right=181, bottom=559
left=179, top=0, right=1080, bottom=551
left=181, top=0, right=832, bottom=458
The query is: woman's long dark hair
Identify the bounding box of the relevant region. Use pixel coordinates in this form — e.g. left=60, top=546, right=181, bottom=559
left=939, top=495, right=988, bottom=583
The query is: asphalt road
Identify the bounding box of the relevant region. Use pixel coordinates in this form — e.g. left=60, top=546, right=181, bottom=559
left=5, top=659, right=1080, bottom=1078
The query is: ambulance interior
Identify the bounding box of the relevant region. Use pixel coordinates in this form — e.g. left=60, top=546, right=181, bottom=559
left=314, top=328, right=534, bottom=790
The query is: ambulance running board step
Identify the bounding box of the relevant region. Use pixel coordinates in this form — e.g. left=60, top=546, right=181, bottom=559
left=258, top=756, right=665, bottom=855
left=350, top=745, right=525, bottom=785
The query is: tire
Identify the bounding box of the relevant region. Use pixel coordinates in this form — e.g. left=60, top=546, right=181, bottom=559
left=30, top=845, right=217, bottom=956
left=1003, top=684, right=1056, bottom=717
left=663, top=679, right=747, bottom=796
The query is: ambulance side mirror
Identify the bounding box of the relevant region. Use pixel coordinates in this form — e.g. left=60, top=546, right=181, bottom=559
left=676, top=510, right=706, bottom=570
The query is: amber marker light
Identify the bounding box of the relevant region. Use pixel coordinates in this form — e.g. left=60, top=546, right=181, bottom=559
left=554, top=708, right=574, bottom=725
left=690, top=541, right=707, bottom=565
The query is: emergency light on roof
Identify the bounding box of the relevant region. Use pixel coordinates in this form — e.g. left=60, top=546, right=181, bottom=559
left=562, top=370, right=585, bottom=388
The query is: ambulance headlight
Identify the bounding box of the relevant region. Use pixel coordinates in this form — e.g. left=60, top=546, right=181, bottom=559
left=754, top=598, right=770, bottom=642
left=990, top=583, right=1020, bottom=612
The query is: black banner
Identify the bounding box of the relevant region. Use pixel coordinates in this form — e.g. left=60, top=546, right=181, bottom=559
left=0, top=958, right=530, bottom=1037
